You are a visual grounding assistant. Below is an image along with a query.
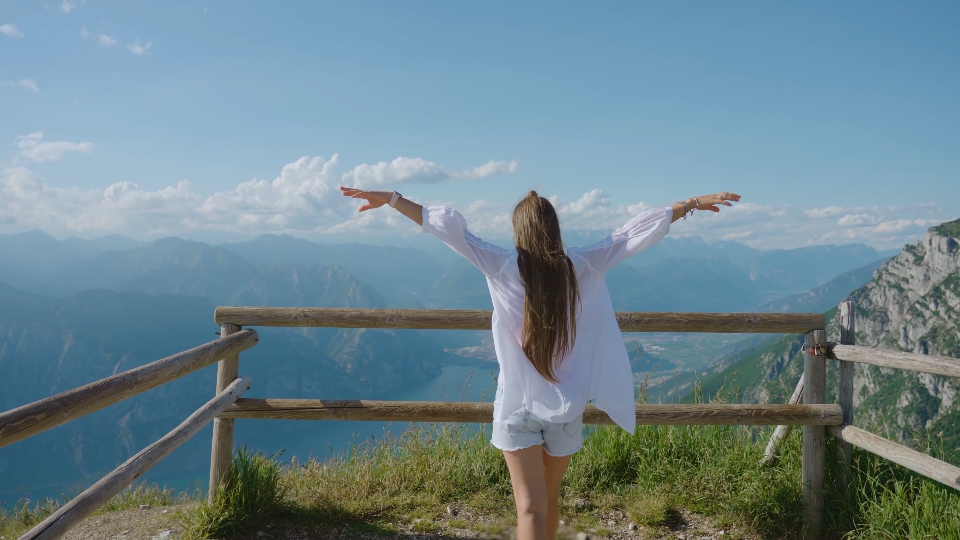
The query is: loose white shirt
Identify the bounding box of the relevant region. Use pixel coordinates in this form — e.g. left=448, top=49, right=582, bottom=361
left=422, top=205, right=673, bottom=434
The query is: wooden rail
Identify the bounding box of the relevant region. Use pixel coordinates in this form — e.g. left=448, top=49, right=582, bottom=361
left=19, top=376, right=252, bottom=540
left=828, top=344, right=960, bottom=378
left=0, top=330, right=259, bottom=449
left=828, top=424, right=960, bottom=492
left=214, top=307, right=825, bottom=334
left=220, top=399, right=842, bottom=426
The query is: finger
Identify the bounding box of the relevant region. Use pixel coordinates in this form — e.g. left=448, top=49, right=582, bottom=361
left=359, top=204, right=373, bottom=212
left=721, top=200, right=732, bottom=206
left=709, top=205, right=720, bottom=212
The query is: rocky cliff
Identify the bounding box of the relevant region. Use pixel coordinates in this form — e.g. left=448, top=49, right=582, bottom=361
left=846, top=219, right=960, bottom=446
left=689, top=218, right=960, bottom=459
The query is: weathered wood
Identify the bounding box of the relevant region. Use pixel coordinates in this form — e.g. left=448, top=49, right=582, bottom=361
left=829, top=344, right=960, bottom=378
left=208, top=323, right=241, bottom=503
left=760, top=376, right=804, bottom=466
left=827, top=424, right=960, bottom=492
left=0, top=330, right=259, bottom=449
left=214, top=307, right=825, bottom=334
left=19, top=376, right=251, bottom=540
left=837, top=301, right=855, bottom=492
left=803, top=329, right=826, bottom=540
left=220, top=399, right=841, bottom=426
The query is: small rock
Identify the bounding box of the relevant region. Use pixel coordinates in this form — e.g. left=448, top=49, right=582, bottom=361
left=628, top=523, right=637, bottom=531
left=152, top=531, right=176, bottom=540
left=139, top=504, right=153, bottom=510
left=577, top=533, right=591, bottom=540
left=413, top=518, right=423, bottom=523
left=678, top=535, right=686, bottom=540
left=559, top=520, right=566, bottom=526
left=446, top=505, right=458, bottom=516
left=257, top=532, right=264, bottom=537
left=160, top=509, right=168, bottom=514
left=608, top=519, right=615, bottom=526
left=573, top=498, right=590, bottom=511
left=719, top=531, right=726, bottom=536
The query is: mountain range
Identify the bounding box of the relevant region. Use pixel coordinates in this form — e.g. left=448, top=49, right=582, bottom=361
left=0, top=227, right=901, bottom=505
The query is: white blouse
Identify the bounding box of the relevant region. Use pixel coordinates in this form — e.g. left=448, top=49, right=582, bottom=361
left=422, top=205, right=673, bottom=434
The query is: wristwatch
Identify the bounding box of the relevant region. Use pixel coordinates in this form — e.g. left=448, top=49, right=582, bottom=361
left=388, top=191, right=403, bottom=208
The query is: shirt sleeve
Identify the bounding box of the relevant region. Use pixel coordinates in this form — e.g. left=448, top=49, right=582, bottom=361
left=571, top=206, right=672, bottom=275
left=421, top=205, right=514, bottom=279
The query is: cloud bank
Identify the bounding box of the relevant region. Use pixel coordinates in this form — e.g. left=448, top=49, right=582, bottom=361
left=0, top=151, right=952, bottom=249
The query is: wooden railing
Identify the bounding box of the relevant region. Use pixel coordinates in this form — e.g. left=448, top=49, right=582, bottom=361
left=2, top=303, right=956, bottom=540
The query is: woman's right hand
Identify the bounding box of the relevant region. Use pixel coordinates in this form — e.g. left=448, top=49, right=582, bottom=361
left=694, top=192, right=741, bottom=212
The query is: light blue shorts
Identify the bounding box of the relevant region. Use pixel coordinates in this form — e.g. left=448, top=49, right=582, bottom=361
left=490, top=409, right=585, bottom=457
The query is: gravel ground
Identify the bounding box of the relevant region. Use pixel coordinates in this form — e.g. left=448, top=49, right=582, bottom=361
left=55, top=504, right=758, bottom=540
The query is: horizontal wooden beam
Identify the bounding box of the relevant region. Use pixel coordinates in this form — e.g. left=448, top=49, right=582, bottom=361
left=829, top=344, right=960, bottom=378
left=827, top=424, right=960, bottom=492
left=0, top=330, right=259, bottom=449
left=20, top=376, right=252, bottom=540
left=221, top=399, right=842, bottom=426
left=214, top=307, right=825, bottom=334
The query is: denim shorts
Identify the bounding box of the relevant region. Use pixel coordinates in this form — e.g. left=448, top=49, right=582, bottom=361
left=490, top=409, right=584, bottom=457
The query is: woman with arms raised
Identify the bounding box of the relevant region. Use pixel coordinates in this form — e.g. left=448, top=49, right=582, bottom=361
left=340, top=186, right=740, bottom=540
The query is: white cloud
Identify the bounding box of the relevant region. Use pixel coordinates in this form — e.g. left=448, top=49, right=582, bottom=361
left=804, top=205, right=845, bottom=218
left=59, top=0, right=77, bottom=13
left=14, top=132, right=93, bottom=163
left=17, top=79, right=39, bottom=92
left=342, top=157, right=518, bottom=188
left=99, top=34, right=117, bottom=46
left=0, top=153, right=521, bottom=238
left=80, top=25, right=88, bottom=38
left=126, top=39, right=151, bottom=55
left=1, top=24, right=24, bottom=38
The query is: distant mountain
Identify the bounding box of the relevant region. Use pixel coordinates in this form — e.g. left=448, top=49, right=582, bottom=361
left=607, top=255, right=764, bottom=312
left=0, top=230, right=143, bottom=293
left=758, top=258, right=889, bottom=313
left=623, top=235, right=761, bottom=268
left=221, top=235, right=445, bottom=306
left=228, top=263, right=386, bottom=308
left=45, top=237, right=262, bottom=303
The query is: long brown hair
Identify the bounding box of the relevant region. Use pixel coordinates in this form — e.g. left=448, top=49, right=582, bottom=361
left=513, top=191, right=580, bottom=383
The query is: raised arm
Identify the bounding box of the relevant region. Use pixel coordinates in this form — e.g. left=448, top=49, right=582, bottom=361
left=572, top=191, right=742, bottom=274
left=340, top=186, right=513, bottom=279
left=340, top=187, right=423, bottom=225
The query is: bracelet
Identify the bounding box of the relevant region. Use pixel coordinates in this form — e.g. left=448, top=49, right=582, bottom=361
left=677, top=199, right=692, bottom=220
left=388, top=191, right=403, bottom=208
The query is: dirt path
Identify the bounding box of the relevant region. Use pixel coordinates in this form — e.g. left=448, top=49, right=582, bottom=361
left=58, top=505, right=754, bottom=540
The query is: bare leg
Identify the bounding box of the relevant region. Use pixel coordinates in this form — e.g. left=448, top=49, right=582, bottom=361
left=503, top=445, right=548, bottom=540
left=543, top=448, right=573, bottom=539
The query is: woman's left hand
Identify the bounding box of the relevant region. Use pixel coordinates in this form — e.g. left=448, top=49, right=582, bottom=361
left=340, top=186, right=391, bottom=212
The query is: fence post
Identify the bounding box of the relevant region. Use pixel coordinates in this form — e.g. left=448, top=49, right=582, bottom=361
left=837, top=301, right=855, bottom=493
left=208, top=323, right=242, bottom=502
left=803, top=329, right=826, bottom=539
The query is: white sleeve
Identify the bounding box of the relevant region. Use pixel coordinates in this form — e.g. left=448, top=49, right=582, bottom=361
left=570, top=206, right=672, bottom=275
left=421, top=205, right=513, bottom=279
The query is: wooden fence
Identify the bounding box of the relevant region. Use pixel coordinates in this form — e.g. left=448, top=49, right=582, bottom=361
left=1, top=303, right=957, bottom=540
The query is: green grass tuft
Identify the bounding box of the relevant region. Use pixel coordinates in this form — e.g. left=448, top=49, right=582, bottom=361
left=186, top=445, right=288, bottom=539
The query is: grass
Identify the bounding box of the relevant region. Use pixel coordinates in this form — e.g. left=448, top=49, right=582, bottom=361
left=4, top=384, right=959, bottom=539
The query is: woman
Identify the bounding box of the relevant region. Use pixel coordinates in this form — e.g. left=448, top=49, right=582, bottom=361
left=340, top=186, right=740, bottom=540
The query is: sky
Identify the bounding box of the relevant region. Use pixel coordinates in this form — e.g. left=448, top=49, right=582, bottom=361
left=1, top=1, right=958, bottom=250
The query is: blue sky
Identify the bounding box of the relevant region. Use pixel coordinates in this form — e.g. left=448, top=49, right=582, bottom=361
left=2, top=1, right=958, bottom=249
